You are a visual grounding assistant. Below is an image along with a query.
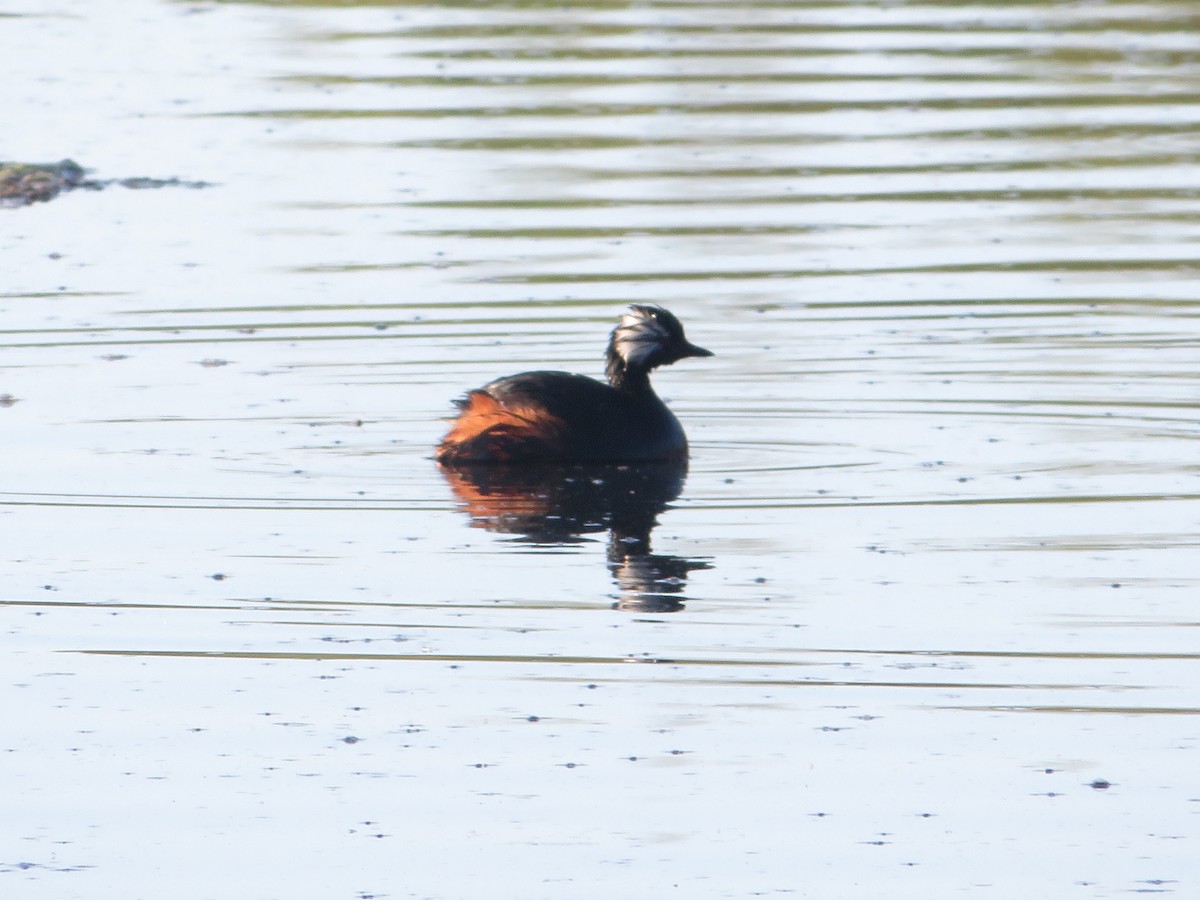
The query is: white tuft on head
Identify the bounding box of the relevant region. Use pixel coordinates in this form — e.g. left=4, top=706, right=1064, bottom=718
left=611, top=306, right=671, bottom=369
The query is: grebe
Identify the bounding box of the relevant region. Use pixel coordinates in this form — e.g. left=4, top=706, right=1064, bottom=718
left=436, top=305, right=712, bottom=463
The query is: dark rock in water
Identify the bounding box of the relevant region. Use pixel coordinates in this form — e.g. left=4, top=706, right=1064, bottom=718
left=0, top=159, right=212, bottom=207
left=0, top=159, right=88, bottom=206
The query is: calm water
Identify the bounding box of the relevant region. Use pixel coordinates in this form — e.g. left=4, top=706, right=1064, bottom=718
left=3, top=1, right=1199, bottom=897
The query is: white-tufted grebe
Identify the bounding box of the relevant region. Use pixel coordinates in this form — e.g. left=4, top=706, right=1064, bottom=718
left=436, top=305, right=712, bottom=463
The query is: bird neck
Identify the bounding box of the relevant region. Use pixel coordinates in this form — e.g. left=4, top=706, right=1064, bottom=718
left=606, top=350, right=653, bottom=394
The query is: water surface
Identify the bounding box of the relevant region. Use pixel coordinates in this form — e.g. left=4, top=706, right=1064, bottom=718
left=3, top=1, right=1199, bottom=897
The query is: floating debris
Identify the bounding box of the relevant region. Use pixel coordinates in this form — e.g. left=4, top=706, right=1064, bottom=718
left=1, top=158, right=213, bottom=207
left=0, top=159, right=88, bottom=206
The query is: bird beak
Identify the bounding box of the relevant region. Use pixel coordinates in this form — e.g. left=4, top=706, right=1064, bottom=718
left=684, top=342, right=714, bottom=358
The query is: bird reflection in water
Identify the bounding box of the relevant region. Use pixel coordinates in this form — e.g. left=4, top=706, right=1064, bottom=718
left=438, top=459, right=711, bottom=612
